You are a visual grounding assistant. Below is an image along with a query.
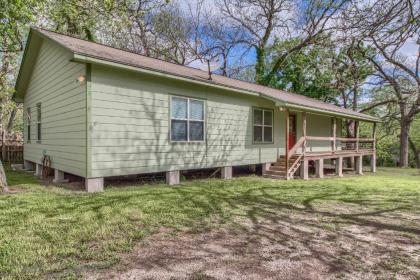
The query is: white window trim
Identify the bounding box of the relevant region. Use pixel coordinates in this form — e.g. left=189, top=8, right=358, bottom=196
left=170, top=95, right=206, bottom=143
left=253, top=107, right=274, bottom=144
left=26, top=107, right=31, bottom=143
left=36, top=103, right=41, bottom=143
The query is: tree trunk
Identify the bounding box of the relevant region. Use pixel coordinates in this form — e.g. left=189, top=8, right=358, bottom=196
left=399, top=120, right=411, bottom=167
left=6, top=108, right=16, bottom=131
left=255, top=47, right=266, bottom=85
left=0, top=159, right=8, bottom=192
left=1, top=125, right=6, bottom=161
left=345, top=120, right=355, bottom=168
left=409, top=137, right=420, bottom=168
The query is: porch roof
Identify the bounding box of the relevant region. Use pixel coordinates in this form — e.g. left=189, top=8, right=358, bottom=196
left=15, top=28, right=379, bottom=122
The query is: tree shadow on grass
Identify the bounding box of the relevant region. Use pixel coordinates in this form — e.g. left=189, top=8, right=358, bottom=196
left=1, top=172, right=419, bottom=279
left=83, top=178, right=420, bottom=279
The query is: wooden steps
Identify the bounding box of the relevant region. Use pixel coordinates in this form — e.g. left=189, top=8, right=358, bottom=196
left=263, top=154, right=303, bottom=180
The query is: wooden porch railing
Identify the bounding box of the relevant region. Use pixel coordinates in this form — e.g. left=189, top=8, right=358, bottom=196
left=306, top=136, right=375, bottom=153
left=287, top=136, right=305, bottom=160
left=285, top=135, right=375, bottom=179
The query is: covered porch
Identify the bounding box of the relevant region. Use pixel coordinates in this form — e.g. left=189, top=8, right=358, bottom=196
left=264, top=107, right=377, bottom=180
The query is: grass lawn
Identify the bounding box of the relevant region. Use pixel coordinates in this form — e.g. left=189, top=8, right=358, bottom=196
left=0, top=167, right=419, bottom=279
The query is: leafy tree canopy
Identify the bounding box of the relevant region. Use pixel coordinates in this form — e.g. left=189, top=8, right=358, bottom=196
left=265, top=38, right=375, bottom=104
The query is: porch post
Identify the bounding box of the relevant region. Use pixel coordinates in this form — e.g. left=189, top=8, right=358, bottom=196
left=300, top=160, right=309, bottom=180
left=302, top=112, right=306, bottom=154
left=285, top=109, right=290, bottom=178
left=335, top=156, right=343, bottom=177
left=354, top=120, right=359, bottom=152
left=355, top=155, right=363, bottom=175
left=331, top=118, right=336, bottom=153
left=371, top=154, right=377, bottom=173
left=315, top=159, right=324, bottom=178
left=371, top=122, right=377, bottom=173
left=372, top=122, right=377, bottom=150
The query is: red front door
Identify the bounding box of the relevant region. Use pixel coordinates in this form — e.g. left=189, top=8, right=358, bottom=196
left=288, top=115, right=297, bottom=150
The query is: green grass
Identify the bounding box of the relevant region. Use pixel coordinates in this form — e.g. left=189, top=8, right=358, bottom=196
left=0, top=167, right=419, bottom=279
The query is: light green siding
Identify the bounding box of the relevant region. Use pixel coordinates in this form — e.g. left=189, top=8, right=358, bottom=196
left=306, top=113, right=341, bottom=152
left=89, top=65, right=285, bottom=177
left=22, top=39, right=342, bottom=180
left=23, top=39, right=87, bottom=177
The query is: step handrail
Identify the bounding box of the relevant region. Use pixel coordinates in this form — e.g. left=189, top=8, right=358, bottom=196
left=287, top=136, right=305, bottom=160
left=288, top=153, right=303, bottom=178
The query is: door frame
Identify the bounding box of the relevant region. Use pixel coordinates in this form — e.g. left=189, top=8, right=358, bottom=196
left=288, top=113, right=297, bottom=150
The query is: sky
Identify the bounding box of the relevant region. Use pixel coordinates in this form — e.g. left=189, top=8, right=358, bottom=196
left=178, top=0, right=419, bottom=74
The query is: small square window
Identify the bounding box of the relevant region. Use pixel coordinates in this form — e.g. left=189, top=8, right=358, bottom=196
left=170, top=96, right=205, bottom=142
left=253, top=108, right=273, bottom=144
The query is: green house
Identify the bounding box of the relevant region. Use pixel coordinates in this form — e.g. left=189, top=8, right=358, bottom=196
left=14, top=28, right=379, bottom=192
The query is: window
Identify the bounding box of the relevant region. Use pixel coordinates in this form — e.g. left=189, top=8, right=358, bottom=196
left=253, top=108, right=273, bottom=143
left=171, top=96, right=205, bottom=142
left=36, top=103, right=41, bottom=142
left=26, top=108, right=31, bottom=143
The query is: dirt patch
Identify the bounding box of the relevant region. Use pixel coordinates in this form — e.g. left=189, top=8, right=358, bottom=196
left=84, top=210, right=420, bottom=280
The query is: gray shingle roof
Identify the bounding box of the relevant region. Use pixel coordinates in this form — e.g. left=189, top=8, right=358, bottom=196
left=36, top=28, right=378, bottom=122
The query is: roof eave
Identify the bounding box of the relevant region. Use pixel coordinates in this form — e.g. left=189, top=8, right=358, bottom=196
left=275, top=101, right=380, bottom=123
left=13, top=29, right=35, bottom=103
left=72, top=53, right=261, bottom=98
left=72, top=53, right=380, bottom=123
left=14, top=28, right=77, bottom=103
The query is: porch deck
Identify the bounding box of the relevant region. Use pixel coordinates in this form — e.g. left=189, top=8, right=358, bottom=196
left=263, top=109, right=377, bottom=180
left=303, top=149, right=375, bottom=160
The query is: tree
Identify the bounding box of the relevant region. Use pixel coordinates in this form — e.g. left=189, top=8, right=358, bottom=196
left=0, top=0, right=38, bottom=137
left=409, top=116, right=420, bottom=168
left=267, top=37, right=376, bottom=141
left=265, top=38, right=375, bottom=104
left=347, top=0, right=420, bottom=167
left=0, top=159, right=8, bottom=192
left=265, top=38, right=339, bottom=101
left=151, top=0, right=205, bottom=65
left=199, top=10, right=251, bottom=77
left=219, top=0, right=349, bottom=85
left=41, top=0, right=130, bottom=41
left=103, top=0, right=170, bottom=56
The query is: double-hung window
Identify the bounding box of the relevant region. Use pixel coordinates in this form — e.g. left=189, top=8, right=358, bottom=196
left=253, top=108, right=273, bottom=143
left=171, top=96, right=205, bottom=142
left=36, top=103, right=41, bottom=142
left=26, top=108, right=31, bottom=143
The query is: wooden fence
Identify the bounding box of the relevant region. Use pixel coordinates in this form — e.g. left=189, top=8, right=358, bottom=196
left=0, top=130, right=24, bottom=164
left=1, top=144, right=24, bottom=163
